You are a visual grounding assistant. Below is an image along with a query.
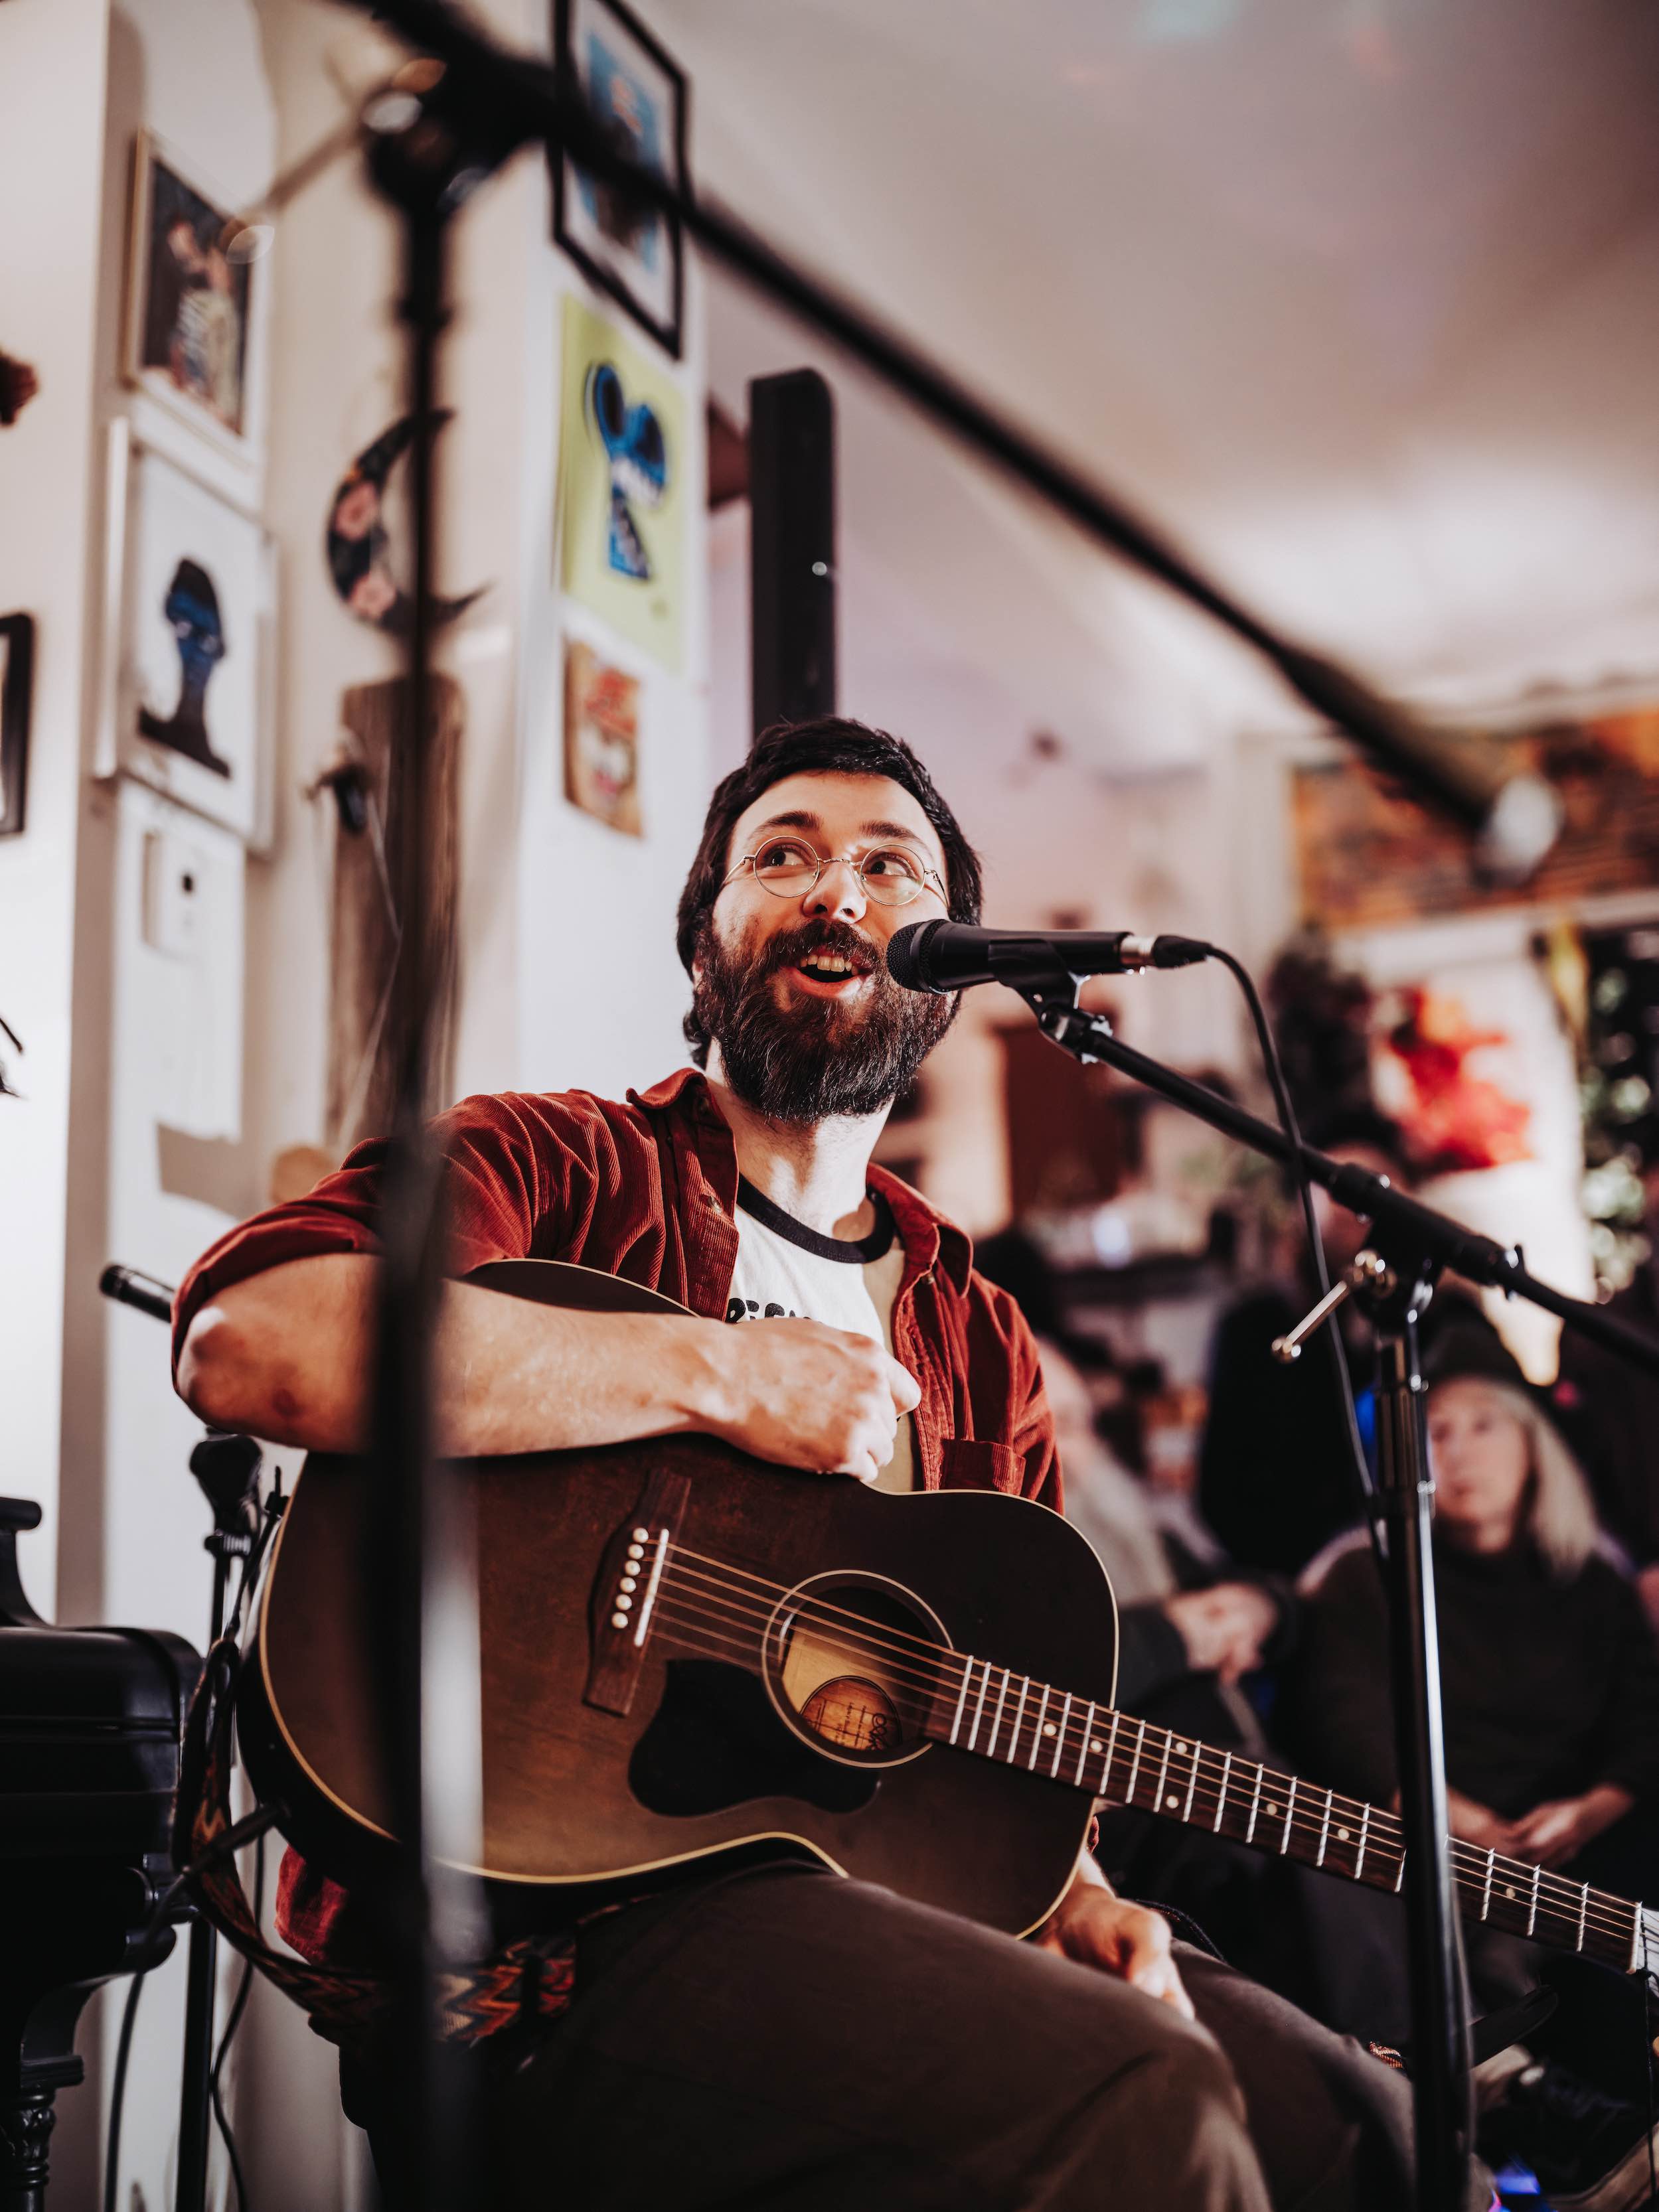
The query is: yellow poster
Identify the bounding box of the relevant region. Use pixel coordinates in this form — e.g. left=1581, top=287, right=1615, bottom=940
left=558, top=295, right=685, bottom=674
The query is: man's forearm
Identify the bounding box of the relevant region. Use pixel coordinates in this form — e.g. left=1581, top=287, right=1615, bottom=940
left=177, top=1254, right=731, bottom=1456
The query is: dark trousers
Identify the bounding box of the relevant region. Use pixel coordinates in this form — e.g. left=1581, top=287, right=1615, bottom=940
left=351, top=1861, right=1484, bottom=2211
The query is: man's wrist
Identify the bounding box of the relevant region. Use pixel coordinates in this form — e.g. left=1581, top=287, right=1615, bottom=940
left=667, top=1317, right=738, bottom=1432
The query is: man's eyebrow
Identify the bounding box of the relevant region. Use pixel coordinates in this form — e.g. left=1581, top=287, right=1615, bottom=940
left=751, top=809, right=821, bottom=835
left=746, top=808, right=939, bottom=860
left=860, top=819, right=931, bottom=848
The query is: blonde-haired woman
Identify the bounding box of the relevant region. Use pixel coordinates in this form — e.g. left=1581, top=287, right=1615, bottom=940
left=1289, top=1329, right=1659, bottom=2201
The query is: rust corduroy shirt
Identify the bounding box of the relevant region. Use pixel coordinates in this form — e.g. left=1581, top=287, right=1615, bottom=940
left=172, top=1067, right=1060, bottom=1963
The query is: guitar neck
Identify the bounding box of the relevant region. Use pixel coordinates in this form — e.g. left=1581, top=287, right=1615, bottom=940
left=928, top=1657, right=1644, bottom=1972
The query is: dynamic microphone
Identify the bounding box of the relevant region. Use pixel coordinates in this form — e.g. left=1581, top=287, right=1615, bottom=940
left=99, top=1264, right=177, bottom=1323
left=885, top=920, right=1210, bottom=995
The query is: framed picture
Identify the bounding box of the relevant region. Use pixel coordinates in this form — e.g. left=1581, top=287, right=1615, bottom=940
left=123, top=131, right=266, bottom=460
left=552, top=0, right=687, bottom=359
left=558, top=295, right=686, bottom=671
left=0, top=613, right=35, bottom=837
left=121, top=445, right=273, bottom=844
left=564, top=636, right=643, bottom=834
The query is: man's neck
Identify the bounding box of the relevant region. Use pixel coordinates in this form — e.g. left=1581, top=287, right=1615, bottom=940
left=702, top=1055, right=890, bottom=1239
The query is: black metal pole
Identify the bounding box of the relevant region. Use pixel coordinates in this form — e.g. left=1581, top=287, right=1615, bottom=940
left=1364, top=1268, right=1472, bottom=2211
left=172, top=1551, right=228, bottom=2212
left=358, top=87, right=492, bottom=2212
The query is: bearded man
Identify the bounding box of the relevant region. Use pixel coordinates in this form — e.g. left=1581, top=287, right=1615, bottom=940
left=174, top=719, right=1456, bottom=2211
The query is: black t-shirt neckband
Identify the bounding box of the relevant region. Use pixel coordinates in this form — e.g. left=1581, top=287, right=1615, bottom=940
left=735, top=1175, right=896, bottom=1265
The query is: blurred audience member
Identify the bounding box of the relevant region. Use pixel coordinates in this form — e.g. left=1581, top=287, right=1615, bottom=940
left=1042, top=1343, right=1287, bottom=1712
left=1284, top=1330, right=1659, bottom=2194
left=1198, top=1106, right=1411, bottom=1576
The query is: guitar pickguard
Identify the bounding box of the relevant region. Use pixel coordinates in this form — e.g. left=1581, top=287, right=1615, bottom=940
left=628, top=1659, right=880, bottom=1820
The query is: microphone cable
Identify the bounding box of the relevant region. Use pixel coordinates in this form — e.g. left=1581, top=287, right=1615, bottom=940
left=1200, top=944, right=1382, bottom=1546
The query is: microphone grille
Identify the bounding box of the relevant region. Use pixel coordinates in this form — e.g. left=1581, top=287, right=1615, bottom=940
left=884, top=919, right=943, bottom=991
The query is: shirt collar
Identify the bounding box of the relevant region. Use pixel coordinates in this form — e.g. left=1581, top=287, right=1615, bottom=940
left=630, top=1068, right=973, bottom=1294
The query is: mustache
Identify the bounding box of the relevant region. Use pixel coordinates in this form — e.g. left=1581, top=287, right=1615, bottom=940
left=759, top=919, right=880, bottom=979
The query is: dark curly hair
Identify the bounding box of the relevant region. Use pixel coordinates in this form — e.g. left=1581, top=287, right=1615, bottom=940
left=676, top=717, right=984, bottom=1065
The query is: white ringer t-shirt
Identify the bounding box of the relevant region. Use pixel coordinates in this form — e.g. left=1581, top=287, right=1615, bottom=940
left=725, top=1176, right=915, bottom=1493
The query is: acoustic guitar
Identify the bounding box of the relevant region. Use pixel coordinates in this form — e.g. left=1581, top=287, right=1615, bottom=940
left=239, top=1260, right=1658, bottom=1978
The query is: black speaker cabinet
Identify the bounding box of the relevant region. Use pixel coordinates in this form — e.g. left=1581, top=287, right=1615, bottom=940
left=749, top=370, right=836, bottom=735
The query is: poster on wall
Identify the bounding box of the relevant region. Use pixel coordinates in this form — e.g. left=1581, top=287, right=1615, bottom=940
left=564, top=636, right=643, bottom=834
left=121, top=446, right=272, bottom=844
left=123, top=131, right=265, bottom=461
left=558, top=295, right=685, bottom=672
left=552, top=0, right=686, bottom=359
left=1361, top=936, right=1595, bottom=1380
left=1293, top=705, right=1659, bottom=931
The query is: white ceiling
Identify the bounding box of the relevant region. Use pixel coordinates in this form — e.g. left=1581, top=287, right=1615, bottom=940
left=653, top=0, right=1659, bottom=768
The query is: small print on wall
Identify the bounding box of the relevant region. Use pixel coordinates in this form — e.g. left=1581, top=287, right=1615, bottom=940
left=564, top=638, right=643, bottom=835
left=0, top=613, right=35, bottom=836
left=558, top=295, right=685, bottom=672
left=124, top=131, right=263, bottom=457
left=123, top=447, right=271, bottom=843
left=552, top=0, right=686, bottom=359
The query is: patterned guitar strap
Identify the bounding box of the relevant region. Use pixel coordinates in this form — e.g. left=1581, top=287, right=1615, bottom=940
left=177, top=1635, right=578, bottom=2061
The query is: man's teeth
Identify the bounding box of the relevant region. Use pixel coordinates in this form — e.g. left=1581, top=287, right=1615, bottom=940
left=801, top=954, right=857, bottom=975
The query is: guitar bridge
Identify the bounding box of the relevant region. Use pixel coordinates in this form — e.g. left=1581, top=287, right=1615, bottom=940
left=584, top=1467, right=690, bottom=1716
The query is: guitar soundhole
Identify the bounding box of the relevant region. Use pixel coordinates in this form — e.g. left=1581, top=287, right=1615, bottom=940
left=766, top=1572, right=945, bottom=1769
left=799, top=1676, right=902, bottom=1754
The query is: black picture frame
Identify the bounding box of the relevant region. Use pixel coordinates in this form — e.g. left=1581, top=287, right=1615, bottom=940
left=552, top=0, right=688, bottom=360
left=0, top=613, right=35, bottom=838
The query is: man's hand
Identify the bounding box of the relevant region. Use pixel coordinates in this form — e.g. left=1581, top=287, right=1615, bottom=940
left=1443, top=1787, right=1517, bottom=1856
left=1164, top=1583, right=1279, bottom=1685
left=1038, top=1856, right=1194, bottom=2019
left=1507, top=1785, right=1634, bottom=1870
left=696, top=1317, right=921, bottom=1483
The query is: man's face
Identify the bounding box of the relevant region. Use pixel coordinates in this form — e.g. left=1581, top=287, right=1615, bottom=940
left=692, top=770, right=958, bottom=1124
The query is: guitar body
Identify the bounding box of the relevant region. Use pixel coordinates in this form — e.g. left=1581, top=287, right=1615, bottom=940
left=240, top=1262, right=1117, bottom=1937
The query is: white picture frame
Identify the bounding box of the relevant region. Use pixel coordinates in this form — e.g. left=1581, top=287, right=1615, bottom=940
left=119, top=444, right=274, bottom=846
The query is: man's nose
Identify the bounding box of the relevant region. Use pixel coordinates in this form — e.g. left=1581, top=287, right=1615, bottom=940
left=803, top=859, right=868, bottom=922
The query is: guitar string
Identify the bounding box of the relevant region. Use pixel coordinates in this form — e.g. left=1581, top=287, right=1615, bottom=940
left=641, top=1574, right=1633, bottom=1945
left=649, top=1565, right=1637, bottom=1949
left=655, top=1547, right=1638, bottom=1939
left=643, top=1597, right=1632, bottom=1954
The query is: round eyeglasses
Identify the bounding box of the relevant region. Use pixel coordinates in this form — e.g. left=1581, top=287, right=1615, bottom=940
left=723, top=834, right=947, bottom=909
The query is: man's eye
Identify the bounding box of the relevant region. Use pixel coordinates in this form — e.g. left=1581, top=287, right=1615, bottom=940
left=865, top=849, right=923, bottom=879
left=755, top=840, right=814, bottom=871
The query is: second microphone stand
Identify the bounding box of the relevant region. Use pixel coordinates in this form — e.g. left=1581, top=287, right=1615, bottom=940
left=1021, top=984, right=1476, bottom=2210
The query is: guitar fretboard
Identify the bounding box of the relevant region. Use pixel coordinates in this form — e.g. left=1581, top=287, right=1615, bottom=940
left=929, top=1655, right=1644, bottom=1972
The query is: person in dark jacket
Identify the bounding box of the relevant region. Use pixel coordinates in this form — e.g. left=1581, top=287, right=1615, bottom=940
left=1287, top=1327, right=1659, bottom=2201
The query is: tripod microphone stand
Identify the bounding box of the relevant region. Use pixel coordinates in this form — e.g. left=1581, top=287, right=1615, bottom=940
left=98, top=1268, right=261, bottom=2212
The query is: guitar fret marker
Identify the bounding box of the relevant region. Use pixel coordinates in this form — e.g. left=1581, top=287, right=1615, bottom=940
left=1150, top=1732, right=1173, bottom=1818
left=1125, top=1718, right=1147, bottom=1805
left=1100, top=1711, right=1123, bottom=1798
left=1212, top=1751, right=1231, bottom=1834
left=986, top=1668, right=1011, bottom=1760
left=967, top=1660, right=992, bottom=1751
left=1028, top=1687, right=1051, bottom=1770
left=1050, top=1694, right=1073, bottom=1779
left=1073, top=1704, right=1097, bottom=1789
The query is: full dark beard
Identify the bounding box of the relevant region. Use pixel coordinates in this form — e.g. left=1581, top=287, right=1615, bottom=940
left=692, top=915, right=957, bottom=1124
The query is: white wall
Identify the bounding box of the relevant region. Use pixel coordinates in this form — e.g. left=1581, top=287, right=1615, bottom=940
left=0, top=0, right=112, bottom=1620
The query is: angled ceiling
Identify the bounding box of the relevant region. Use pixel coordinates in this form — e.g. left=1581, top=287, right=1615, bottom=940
left=653, top=0, right=1659, bottom=766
